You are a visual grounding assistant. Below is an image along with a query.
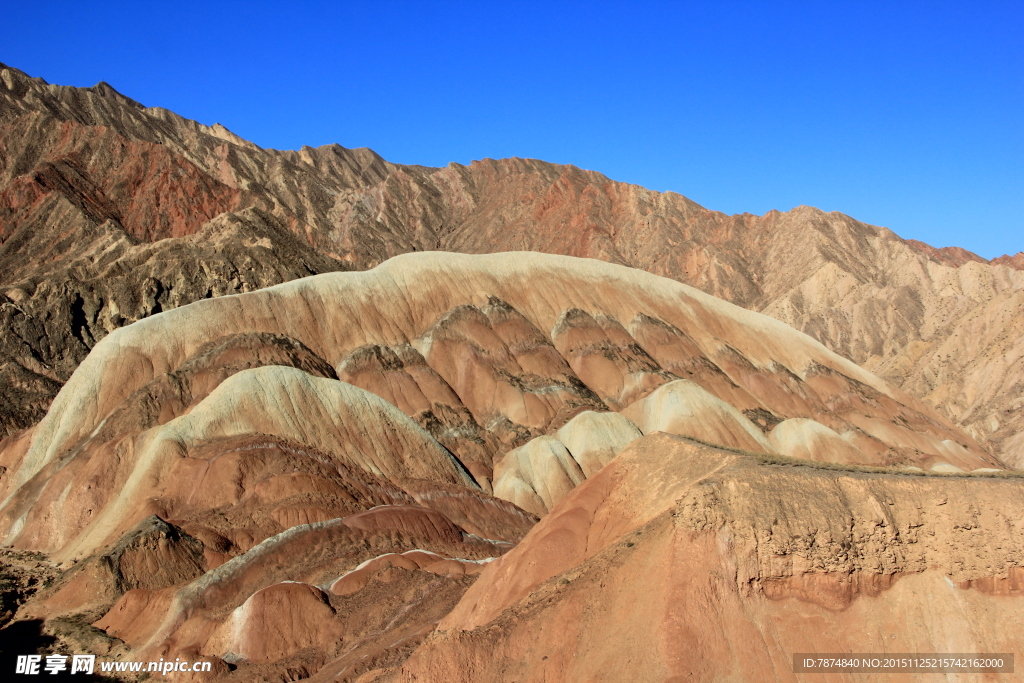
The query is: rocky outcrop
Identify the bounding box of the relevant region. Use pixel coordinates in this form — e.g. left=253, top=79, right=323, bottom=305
left=393, top=434, right=1024, bottom=682
left=0, top=205, right=347, bottom=434
left=0, top=549, right=59, bottom=628
left=991, top=251, right=1024, bottom=270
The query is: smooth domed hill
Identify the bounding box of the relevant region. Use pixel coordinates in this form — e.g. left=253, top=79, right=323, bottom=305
left=621, top=379, right=773, bottom=452
left=553, top=411, right=641, bottom=477
left=769, top=417, right=878, bottom=464
left=492, top=436, right=584, bottom=517
left=492, top=411, right=643, bottom=515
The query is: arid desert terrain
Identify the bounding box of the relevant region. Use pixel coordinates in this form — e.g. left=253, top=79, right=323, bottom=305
left=1, top=62, right=1022, bottom=681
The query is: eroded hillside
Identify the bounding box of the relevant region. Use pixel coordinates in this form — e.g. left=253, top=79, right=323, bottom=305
left=1, top=62, right=1021, bottom=467
left=1, top=253, right=1019, bottom=681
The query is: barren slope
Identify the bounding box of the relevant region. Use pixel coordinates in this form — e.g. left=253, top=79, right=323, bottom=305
left=0, top=252, right=1006, bottom=680
left=393, top=433, right=1024, bottom=683
left=1, top=62, right=1020, bottom=466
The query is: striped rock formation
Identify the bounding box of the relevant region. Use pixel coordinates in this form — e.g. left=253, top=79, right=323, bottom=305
left=0, top=252, right=1016, bottom=681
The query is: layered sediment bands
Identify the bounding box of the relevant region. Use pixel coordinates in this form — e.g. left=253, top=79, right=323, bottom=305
left=336, top=342, right=502, bottom=486
left=1, top=366, right=477, bottom=561
left=2, top=62, right=1020, bottom=461
left=329, top=550, right=491, bottom=597
left=394, top=434, right=1024, bottom=682
left=95, top=512, right=500, bottom=666
left=0, top=251, right=1015, bottom=680
left=2, top=253, right=995, bottom=530
left=0, top=251, right=1001, bottom=650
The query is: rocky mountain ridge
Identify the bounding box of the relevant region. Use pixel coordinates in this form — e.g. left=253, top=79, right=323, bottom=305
left=1, top=61, right=1020, bottom=471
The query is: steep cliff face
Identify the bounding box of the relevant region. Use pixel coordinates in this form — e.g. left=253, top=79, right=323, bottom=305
left=1, top=63, right=1020, bottom=467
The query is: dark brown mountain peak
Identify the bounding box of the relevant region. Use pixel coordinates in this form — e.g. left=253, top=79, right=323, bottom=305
left=906, top=238, right=988, bottom=267
left=992, top=251, right=1024, bottom=270
left=86, top=80, right=144, bottom=109
left=0, top=62, right=44, bottom=100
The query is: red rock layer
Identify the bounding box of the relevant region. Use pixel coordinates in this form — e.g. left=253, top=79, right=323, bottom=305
left=393, top=434, right=1024, bottom=682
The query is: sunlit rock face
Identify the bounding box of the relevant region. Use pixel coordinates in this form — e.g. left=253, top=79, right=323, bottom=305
left=398, top=434, right=1024, bottom=683
left=2, top=61, right=1021, bottom=467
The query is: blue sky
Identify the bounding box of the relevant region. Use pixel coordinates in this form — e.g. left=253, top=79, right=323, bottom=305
left=3, top=1, right=1021, bottom=258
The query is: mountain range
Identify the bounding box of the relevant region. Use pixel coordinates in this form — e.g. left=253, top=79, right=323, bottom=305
left=1, top=62, right=1021, bottom=470
left=0, top=62, right=1021, bottom=681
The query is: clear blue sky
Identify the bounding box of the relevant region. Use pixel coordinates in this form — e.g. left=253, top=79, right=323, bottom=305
left=3, top=1, right=1021, bottom=258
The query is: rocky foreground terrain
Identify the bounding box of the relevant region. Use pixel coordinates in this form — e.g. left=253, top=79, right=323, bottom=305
left=0, top=62, right=1022, bottom=681
left=0, top=252, right=1020, bottom=681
